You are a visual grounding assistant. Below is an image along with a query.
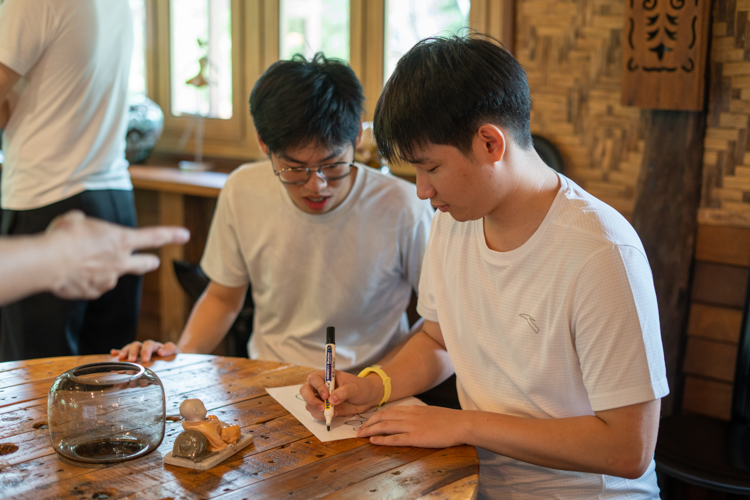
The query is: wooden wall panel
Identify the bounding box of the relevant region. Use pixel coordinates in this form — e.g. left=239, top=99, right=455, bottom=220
left=691, top=261, right=748, bottom=308
left=683, top=337, right=737, bottom=383
left=683, top=224, right=750, bottom=421
left=695, top=224, right=750, bottom=266
left=516, top=0, right=645, bottom=218
left=687, top=303, right=743, bottom=343
left=699, top=0, right=750, bottom=227
left=621, top=0, right=712, bottom=111
left=682, top=377, right=733, bottom=421
left=514, top=0, right=750, bottom=229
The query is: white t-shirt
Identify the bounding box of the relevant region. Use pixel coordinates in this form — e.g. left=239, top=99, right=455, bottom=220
left=201, top=162, right=434, bottom=372
left=0, top=0, right=133, bottom=210
left=417, top=174, right=669, bottom=499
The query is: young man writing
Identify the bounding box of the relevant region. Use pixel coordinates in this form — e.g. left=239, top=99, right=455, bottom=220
left=301, top=36, right=668, bottom=498
left=114, top=54, right=434, bottom=374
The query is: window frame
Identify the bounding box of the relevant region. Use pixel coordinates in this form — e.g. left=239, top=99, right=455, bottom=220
left=143, top=0, right=513, bottom=161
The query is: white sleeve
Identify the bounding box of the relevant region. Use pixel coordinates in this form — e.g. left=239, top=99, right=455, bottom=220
left=400, top=201, right=434, bottom=295
left=200, top=180, right=251, bottom=288
left=0, top=0, right=52, bottom=75
left=570, top=244, right=670, bottom=412
left=416, top=211, right=441, bottom=322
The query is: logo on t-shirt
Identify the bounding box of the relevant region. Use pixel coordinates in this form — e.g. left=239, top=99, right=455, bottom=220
left=519, top=313, right=540, bottom=334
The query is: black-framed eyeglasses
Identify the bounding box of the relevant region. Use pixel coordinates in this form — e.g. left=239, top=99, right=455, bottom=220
left=271, top=160, right=355, bottom=185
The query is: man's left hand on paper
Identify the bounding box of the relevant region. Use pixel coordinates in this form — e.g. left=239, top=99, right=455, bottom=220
left=356, top=403, right=466, bottom=448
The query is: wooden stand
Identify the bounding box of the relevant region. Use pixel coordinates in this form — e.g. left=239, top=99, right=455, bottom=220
left=164, top=433, right=254, bottom=470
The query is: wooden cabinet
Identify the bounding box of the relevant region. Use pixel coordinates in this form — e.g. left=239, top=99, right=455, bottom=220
left=129, top=166, right=226, bottom=344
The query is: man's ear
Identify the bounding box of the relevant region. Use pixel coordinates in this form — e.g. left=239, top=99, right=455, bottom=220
left=476, top=124, right=506, bottom=163
left=256, top=132, right=269, bottom=157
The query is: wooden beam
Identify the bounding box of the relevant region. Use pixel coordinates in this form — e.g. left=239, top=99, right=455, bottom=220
left=631, top=110, right=707, bottom=416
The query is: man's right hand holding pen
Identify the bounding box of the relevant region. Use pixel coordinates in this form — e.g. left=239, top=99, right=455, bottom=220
left=300, top=368, right=387, bottom=422
left=299, top=319, right=457, bottom=443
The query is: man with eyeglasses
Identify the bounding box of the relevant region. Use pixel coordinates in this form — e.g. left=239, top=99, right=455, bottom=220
left=113, top=53, right=434, bottom=375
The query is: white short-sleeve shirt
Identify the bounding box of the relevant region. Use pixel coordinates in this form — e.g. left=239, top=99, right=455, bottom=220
left=418, top=173, right=669, bottom=499
left=201, top=162, right=434, bottom=372
left=0, top=0, right=133, bottom=210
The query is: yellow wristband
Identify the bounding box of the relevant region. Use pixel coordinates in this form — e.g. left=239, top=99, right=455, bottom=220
left=357, top=364, right=391, bottom=407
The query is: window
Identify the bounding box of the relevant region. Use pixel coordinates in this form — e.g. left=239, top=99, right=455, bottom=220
left=384, top=0, right=470, bottom=82
left=280, top=0, right=350, bottom=61
left=141, top=0, right=511, bottom=161
left=129, top=0, right=147, bottom=96
left=170, top=0, right=233, bottom=119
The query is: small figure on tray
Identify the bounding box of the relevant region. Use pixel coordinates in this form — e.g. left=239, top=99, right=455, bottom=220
left=166, top=398, right=252, bottom=469
left=179, top=398, right=240, bottom=452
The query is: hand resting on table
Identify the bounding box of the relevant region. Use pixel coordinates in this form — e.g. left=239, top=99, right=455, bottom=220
left=111, top=340, right=181, bottom=362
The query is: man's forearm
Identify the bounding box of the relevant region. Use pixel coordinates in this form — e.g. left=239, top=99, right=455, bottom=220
left=362, top=320, right=660, bottom=480
left=379, top=330, right=454, bottom=402
left=177, top=285, right=245, bottom=354
left=458, top=399, right=660, bottom=479
left=0, top=234, right=62, bottom=305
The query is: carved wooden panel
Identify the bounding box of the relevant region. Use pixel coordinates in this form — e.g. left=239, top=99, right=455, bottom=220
left=622, top=0, right=711, bottom=111
left=516, top=0, right=645, bottom=217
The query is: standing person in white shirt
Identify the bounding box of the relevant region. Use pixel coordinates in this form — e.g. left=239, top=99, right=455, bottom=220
left=0, top=0, right=140, bottom=360
left=301, top=35, right=669, bottom=499
left=113, top=53, right=437, bottom=379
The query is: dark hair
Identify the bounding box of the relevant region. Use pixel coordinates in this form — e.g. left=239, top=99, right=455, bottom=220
left=250, top=53, right=365, bottom=155
left=374, top=34, right=533, bottom=163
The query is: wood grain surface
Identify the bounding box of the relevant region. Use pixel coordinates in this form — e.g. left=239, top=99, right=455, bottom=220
left=621, top=0, right=711, bottom=111
left=683, top=224, right=750, bottom=421
left=128, top=166, right=227, bottom=198
left=0, top=354, right=478, bottom=499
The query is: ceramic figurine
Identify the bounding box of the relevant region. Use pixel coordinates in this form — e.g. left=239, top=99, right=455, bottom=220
left=165, top=398, right=253, bottom=470
left=179, top=399, right=241, bottom=452
left=172, top=429, right=210, bottom=460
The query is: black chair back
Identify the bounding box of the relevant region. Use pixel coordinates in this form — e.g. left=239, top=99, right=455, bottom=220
left=731, top=272, right=750, bottom=425
left=172, top=259, right=253, bottom=358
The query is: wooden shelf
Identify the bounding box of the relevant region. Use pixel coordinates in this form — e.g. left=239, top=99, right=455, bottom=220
left=129, top=165, right=227, bottom=198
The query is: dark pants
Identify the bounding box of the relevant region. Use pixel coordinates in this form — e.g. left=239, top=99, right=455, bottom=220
left=0, top=190, right=142, bottom=361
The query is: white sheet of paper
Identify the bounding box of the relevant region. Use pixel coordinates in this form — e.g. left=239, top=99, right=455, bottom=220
left=265, top=384, right=426, bottom=442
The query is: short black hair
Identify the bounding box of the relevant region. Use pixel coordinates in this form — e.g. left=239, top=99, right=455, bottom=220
left=374, top=34, right=533, bottom=164
left=250, top=53, right=364, bottom=155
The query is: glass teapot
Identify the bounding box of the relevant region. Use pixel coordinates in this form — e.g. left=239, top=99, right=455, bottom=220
left=47, top=361, right=165, bottom=464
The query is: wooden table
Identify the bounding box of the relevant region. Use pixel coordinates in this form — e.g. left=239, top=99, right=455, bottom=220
left=0, top=354, right=479, bottom=499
